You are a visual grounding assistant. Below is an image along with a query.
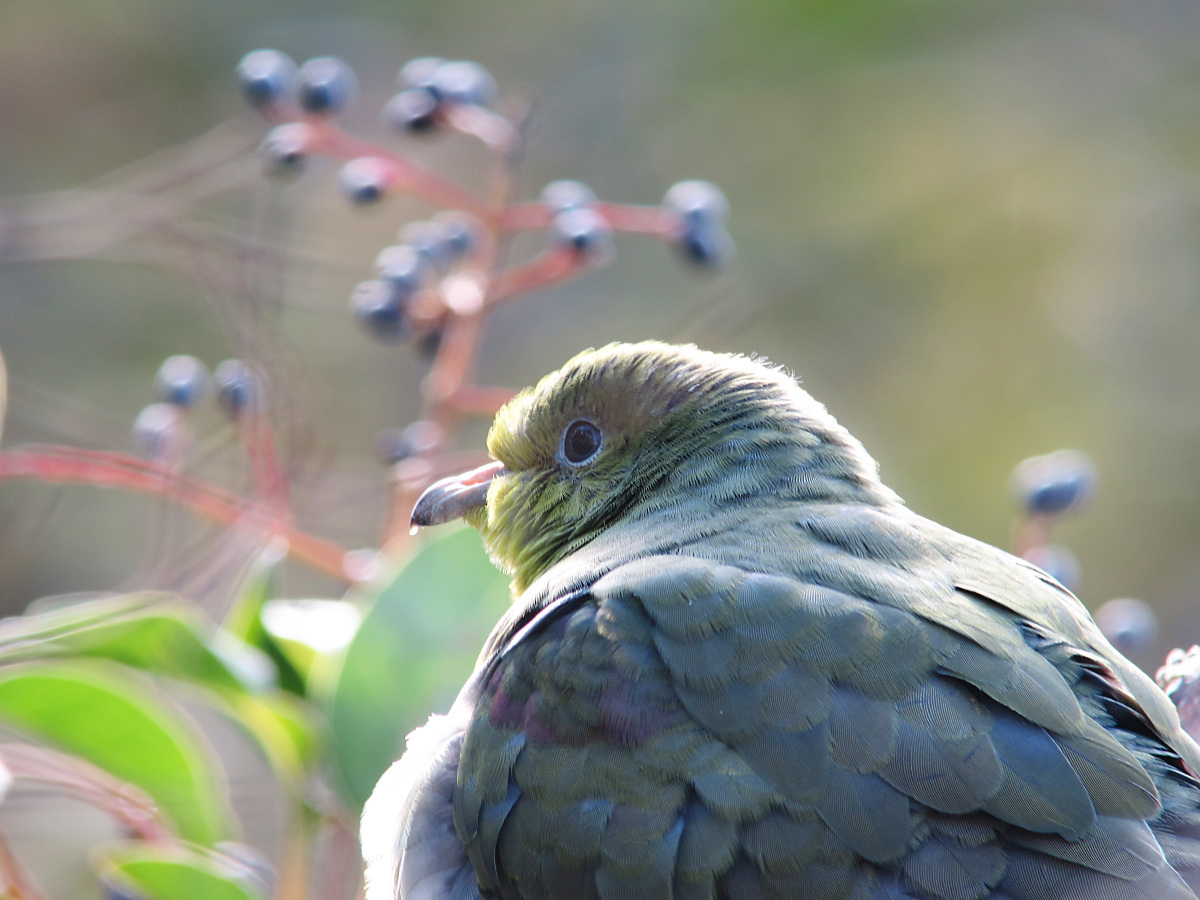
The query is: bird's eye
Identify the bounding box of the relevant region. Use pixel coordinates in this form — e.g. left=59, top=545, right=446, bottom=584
left=561, top=419, right=603, bottom=465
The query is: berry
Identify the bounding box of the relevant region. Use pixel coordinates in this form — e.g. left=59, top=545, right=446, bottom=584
left=1011, top=450, right=1097, bottom=517
left=258, top=124, right=311, bottom=177
left=550, top=207, right=614, bottom=265
left=374, top=244, right=430, bottom=293
left=1095, top=598, right=1158, bottom=657
left=236, top=49, right=296, bottom=109
left=383, top=88, right=440, bottom=133
left=153, top=355, right=209, bottom=408
left=676, top=220, right=734, bottom=270
left=540, top=180, right=597, bottom=213
left=398, top=56, right=445, bottom=91
left=133, top=403, right=183, bottom=459
left=662, top=180, right=730, bottom=225
left=213, top=360, right=262, bottom=420
left=351, top=280, right=409, bottom=343
left=1022, top=544, right=1081, bottom=593
left=294, top=57, right=356, bottom=116
left=430, top=60, right=497, bottom=107
left=400, top=221, right=458, bottom=274
left=433, top=211, right=482, bottom=258
left=374, top=421, right=442, bottom=464
left=337, top=158, right=391, bottom=205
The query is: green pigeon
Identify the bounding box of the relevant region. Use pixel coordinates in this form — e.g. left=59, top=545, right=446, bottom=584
left=362, top=341, right=1200, bottom=900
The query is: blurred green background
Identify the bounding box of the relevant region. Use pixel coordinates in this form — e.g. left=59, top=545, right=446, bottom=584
left=3, top=0, right=1200, bottom=676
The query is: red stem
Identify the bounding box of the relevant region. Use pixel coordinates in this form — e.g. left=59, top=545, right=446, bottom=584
left=0, top=447, right=351, bottom=582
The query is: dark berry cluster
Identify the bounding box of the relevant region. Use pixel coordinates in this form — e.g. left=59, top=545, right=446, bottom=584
left=234, top=48, right=735, bottom=476
left=133, top=356, right=262, bottom=461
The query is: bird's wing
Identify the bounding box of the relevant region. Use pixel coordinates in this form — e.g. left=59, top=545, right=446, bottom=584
left=453, top=551, right=1197, bottom=900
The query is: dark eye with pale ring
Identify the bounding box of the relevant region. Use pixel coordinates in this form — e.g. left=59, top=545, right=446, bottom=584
left=561, top=419, right=603, bottom=465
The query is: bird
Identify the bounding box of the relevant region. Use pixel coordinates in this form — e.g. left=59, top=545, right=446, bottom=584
left=361, top=340, right=1200, bottom=900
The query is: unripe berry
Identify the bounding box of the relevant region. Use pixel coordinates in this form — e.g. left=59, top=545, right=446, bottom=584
left=133, top=403, right=184, bottom=459
left=1011, top=450, right=1097, bottom=517
left=351, top=280, right=409, bottom=343
left=295, top=57, right=356, bottom=116
left=337, top=158, right=391, bottom=205
left=551, top=207, right=614, bottom=265
left=153, top=355, right=209, bottom=408
left=213, top=360, right=263, bottom=421
left=540, top=180, right=597, bottom=213
left=236, top=49, right=297, bottom=109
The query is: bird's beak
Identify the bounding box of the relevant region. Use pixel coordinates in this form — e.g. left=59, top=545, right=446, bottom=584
left=411, top=460, right=507, bottom=528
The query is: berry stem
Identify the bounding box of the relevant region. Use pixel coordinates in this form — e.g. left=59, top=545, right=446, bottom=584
left=0, top=447, right=351, bottom=582
left=298, top=118, right=489, bottom=216
left=487, top=247, right=582, bottom=303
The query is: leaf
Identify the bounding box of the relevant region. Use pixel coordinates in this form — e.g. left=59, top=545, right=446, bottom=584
left=224, top=547, right=306, bottom=696
left=0, top=660, right=230, bottom=844
left=327, top=526, right=510, bottom=808
left=0, top=594, right=244, bottom=690
left=99, top=845, right=268, bottom=900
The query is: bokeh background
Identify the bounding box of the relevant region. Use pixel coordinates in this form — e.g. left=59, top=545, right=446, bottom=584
left=2, top=0, right=1200, bottom=742
left=4, top=2, right=1200, bottom=897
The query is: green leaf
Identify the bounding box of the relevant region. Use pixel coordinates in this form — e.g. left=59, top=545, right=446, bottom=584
left=224, top=548, right=306, bottom=696
left=0, top=660, right=230, bottom=844
left=327, top=526, right=509, bottom=808
left=100, top=845, right=267, bottom=900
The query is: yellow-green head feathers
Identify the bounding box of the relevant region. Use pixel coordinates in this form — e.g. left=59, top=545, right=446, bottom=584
left=473, top=341, right=896, bottom=592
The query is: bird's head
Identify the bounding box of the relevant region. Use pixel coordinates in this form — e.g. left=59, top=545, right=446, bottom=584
left=412, top=341, right=893, bottom=593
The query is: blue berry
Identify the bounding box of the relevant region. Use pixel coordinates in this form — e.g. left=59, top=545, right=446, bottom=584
left=337, top=158, right=390, bottom=205
left=430, top=60, right=497, bottom=107
left=258, top=124, right=310, bottom=177
left=551, top=207, right=614, bottom=265
left=374, top=421, right=442, bottom=464
left=433, top=211, right=482, bottom=258
left=153, top=355, right=209, bottom=408
left=295, top=57, right=356, bottom=116
left=133, top=403, right=183, bottom=458
left=374, top=244, right=430, bottom=293
left=662, top=180, right=730, bottom=225
left=1011, top=450, right=1097, bottom=516
left=400, top=221, right=458, bottom=274
left=236, top=49, right=297, bottom=109
left=676, top=219, right=734, bottom=270
left=398, top=56, right=445, bottom=91
left=383, top=88, right=440, bottom=133
left=1022, top=544, right=1081, bottom=593
left=351, top=280, right=409, bottom=342
left=540, top=180, right=597, bottom=213
left=1095, top=598, right=1158, bottom=657
left=213, top=360, right=262, bottom=420
left=374, top=244, right=432, bottom=294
